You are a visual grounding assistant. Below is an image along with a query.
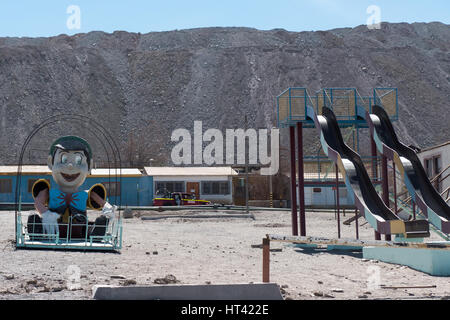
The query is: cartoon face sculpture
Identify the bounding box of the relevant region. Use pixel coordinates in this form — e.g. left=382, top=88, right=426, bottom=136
left=47, top=136, right=94, bottom=193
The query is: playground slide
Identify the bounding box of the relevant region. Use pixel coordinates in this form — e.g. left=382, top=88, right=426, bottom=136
left=364, top=105, right=450, bottom=234
left=306, top=105, right=429, bottom=238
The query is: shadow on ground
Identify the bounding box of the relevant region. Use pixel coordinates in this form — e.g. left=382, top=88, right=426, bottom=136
left=292, top=247, right=363, bottom=259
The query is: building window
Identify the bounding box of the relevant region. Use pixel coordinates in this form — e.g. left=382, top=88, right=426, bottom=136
left=0, top=179, right=12, bottom=193
left=201, top=181, right=230, bottom=195
left=424, top=155, right=442, bottom=192
left=155, top=181, right=185, bottom=194
left=102, top=182, right=121, bottom=197
left=27, top=179, right=50, bottom=193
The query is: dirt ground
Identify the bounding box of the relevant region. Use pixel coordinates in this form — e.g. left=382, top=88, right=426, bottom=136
left=0, top=209, right=449, bottom=300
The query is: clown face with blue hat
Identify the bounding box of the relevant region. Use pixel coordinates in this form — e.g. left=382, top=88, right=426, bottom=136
left=28, top=136, right=116, bottom=240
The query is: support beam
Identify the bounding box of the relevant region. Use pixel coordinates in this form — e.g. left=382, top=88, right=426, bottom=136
left=393, top=161, right=398, bottom=214
left=371, top=138, right=381, bottom=240
left=297, top=122, right=306, bottom=236
left=335, top=164, right=341, bottom=238
left=289, top=126, right=298, bottom=236
left=371, top=139, right=378, bottom=180
left=381, top=155, right=391, bottom=241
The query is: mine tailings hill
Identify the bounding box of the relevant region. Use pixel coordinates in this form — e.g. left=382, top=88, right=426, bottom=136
left=0, top=22, right=449, bottom=166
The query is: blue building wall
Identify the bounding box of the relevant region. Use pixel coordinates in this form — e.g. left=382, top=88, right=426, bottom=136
left=0, top=175, right=153, bottom=207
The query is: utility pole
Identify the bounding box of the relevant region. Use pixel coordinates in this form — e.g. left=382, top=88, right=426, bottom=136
left=245, top=115, right=249, bottom=215
left=269, top=174, right=273, bottom=208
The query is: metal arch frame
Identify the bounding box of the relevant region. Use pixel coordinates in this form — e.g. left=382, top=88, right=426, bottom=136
left=14, top=113, right=123, bottom=251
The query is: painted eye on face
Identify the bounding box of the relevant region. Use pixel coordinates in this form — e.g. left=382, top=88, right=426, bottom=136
left=75, top=155, right=82, bottom=165
left=61, top=154, right=68, bottom=164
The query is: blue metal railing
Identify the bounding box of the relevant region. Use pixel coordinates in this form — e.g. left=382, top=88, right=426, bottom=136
left=277, top=87, right=398, bottom=127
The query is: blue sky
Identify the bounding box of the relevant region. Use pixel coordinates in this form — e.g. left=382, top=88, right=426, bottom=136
left=0, top=0, right=449, bottom=37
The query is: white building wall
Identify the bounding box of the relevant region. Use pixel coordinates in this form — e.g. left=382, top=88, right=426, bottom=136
left=417, top=142, right=450, bottom=196
left=299, top=186, right=354, bottom=207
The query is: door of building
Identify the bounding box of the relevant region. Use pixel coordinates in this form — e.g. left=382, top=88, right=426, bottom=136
left=186, top=182, right=200, bottom=199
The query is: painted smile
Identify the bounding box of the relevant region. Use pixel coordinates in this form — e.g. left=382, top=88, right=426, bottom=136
left=61, top=172, right=80, bottom=182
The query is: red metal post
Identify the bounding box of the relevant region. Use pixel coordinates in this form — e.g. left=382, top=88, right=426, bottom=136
left=382, top=155, right=391, bottom=241
left=336, top=164, right=341, bottom=238
left=371, top=139, right=378, bottom=180
left=289, top=126, right=298, bottom=236
left=262, top=237, right=270, bottom=283
left=297, top=122, right=306, bottom=236
left=371, top=138, right=381, bottom=240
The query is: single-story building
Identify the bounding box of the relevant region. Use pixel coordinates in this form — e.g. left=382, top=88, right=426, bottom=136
left=0, top=166, right=152, bottom=207
left=144, top=166, right=238, bottom=204
left=301, top=172, right=355, bottom=208
left=416, top=140, right=450, bottom=196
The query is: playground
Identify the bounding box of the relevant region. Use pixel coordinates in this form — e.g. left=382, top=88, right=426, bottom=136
left=2, top=86, right=449, bottom=300
left=0, top=209, right=449, bottom=300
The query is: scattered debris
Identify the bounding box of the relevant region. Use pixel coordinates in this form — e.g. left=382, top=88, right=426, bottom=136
left=358, top=294, right=368, bottom=299
left=110, top=275, right=127, bottom=279
left=4, top=274, right=14, bottom=280
left=153, top=274, right=180, bottom=284
left=381, top=285, right=437, bottom=289
left=123, top=209, right=134, bottom=219
left=312, top=291, right=324, bottom=297
left=331, top=288, right=344, bottom=293
left=51, top=286, right=65, bottom=292
left=120, top=279, right=137, bottom=286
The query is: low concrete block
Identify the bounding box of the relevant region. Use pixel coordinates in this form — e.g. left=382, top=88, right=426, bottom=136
left=92, top=283, right=283, bottom=300
left=363, top=246, right=450, bottom=276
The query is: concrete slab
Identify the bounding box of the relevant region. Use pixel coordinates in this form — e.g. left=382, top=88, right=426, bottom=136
left=363, top=246, right=450, bottom=276
left=92, top=283, right=283, bottom=300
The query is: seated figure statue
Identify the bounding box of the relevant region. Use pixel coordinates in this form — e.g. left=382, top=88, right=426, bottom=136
left=27, top=136, right=116, bottom=241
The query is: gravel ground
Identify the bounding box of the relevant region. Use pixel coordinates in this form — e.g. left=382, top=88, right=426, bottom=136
left=0, top=209, right=449, bottom=300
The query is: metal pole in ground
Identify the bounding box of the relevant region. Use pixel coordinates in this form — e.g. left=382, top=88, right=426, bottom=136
left=382, top=155, right=391, bottom=241
left=336, top=164, right=341, bottom=239
left=289, top=126, right=298, bottom=236
left=297, top=122, right=306, bottom=236
left=245, top=165, right=249, bottom=215
left=262, top=237, right=270, bottom=283
left=371, top=139, right=381, bottom=240
left=355, top=208, right=359, bottom=239
left=269, top=174, right=273, bottom=208
left=243, top=115, right=250, bottom=215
